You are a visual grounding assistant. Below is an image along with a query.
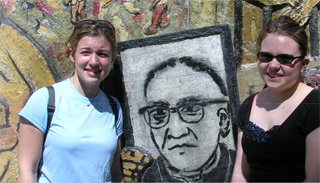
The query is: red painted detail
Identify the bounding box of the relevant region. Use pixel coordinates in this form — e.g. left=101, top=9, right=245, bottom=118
left=93, top=0, right=100, bottom=16
left=2, top=0, right=13, bottom=12
left=149, top=4, right=167, bottom=30
left=35, top=0, right=54, bottom=15
left=133, top=13, right=142, bottom=22
left=47, top=46, right=54, bottom=58
left=54, top=42, right=60, bottom=51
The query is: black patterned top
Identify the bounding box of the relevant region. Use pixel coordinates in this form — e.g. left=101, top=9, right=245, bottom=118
left=235, top=89, right=320, bottom=182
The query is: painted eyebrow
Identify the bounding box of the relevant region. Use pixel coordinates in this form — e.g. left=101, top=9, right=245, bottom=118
left=176, top=97, right=228, bottom=106
left=146, top=97, right=228, bottom=107
left=139, top=97, right=228, bottom=113
left=148, top=101, right=170, bottom=107
left=138, top=101, right=170, bottom=114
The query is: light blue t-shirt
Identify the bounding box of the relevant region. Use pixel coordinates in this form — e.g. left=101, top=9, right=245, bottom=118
left=19, top=79, right=123, bottom=183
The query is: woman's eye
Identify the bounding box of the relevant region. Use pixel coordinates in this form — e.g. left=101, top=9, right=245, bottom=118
left=80, top=51, right=90, bottom=55
left=98, top=53, right=109, bottom=57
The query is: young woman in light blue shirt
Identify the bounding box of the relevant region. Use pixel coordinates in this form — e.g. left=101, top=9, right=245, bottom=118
left=18, top=19, right=124, bottom=183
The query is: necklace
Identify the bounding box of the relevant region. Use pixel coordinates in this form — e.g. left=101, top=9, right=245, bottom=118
left=87, top=95, right=98, bottom=107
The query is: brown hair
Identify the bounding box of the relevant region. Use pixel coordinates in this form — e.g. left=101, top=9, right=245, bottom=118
left=57, top=19, right=117, bottom=62
left=257, top=16, right=308, bottom=57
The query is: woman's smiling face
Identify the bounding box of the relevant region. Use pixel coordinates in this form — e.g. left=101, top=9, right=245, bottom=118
left=70, top=35, right=116, bottom=87
left=258, top=33, right=306, bottom=91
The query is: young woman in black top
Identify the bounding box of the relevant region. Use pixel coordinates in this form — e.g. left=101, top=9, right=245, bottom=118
left=231, top=16, right=319, bottom=182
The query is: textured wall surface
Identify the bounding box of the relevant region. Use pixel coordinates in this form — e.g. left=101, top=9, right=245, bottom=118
left=0, top=0, right=319, bottom=182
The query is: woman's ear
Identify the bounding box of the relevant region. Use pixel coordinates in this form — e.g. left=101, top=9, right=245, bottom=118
left=301, top=57, right=310, bottom=73
left=217, top=107, right=231, bottom=138
left=69, top=48, right=75, bottom=63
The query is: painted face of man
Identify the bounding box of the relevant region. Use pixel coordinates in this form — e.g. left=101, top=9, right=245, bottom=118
left=143, top=62, right=228, bottom=171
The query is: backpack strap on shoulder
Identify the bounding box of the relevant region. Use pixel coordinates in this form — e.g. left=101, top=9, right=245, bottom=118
left=44, top=86, right=55, bottom=145
left=38, top=86, right=55, bottom=178
left=106, top=95, right=118, bottom=124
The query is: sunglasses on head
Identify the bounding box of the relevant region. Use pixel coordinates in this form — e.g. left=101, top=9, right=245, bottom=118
left=75, top=20, right=115, bottom=33
left=257, top=52, right=304, bottom=65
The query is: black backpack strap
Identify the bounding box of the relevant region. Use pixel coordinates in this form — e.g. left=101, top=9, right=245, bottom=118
left=107, top=95, right=118, bottom=124
left=44, top=86, right=55, bottom=144
left=38, top=86, right=55, bottom=178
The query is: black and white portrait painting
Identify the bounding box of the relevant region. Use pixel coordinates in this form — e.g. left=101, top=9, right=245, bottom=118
left=118, top=24, right=240, bottom=182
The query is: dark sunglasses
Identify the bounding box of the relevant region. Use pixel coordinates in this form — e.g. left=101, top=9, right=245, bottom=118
left=75, top=20, right=115, bottom=33
left=257, top=52, right=304, bottom=65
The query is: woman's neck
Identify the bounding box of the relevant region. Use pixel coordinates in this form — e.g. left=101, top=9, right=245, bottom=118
left=70, top=75, right=100, bottom=98
left=263, top=82, right=301, bottom=104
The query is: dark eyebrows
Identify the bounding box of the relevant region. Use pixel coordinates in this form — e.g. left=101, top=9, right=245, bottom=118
left=149, top=101, right=170, bottom=107
left=176, top=97, right=202, bottom=106
left=78, top=47, right=111, bottom=53
left=139, top=97, right=228, bottom=114
left=97, top=49, right=111, bottom=54
left=176, top=96, right=228, bottom=107
left=79, top=47, right=91, bottom=50
left=138, top=101, right=169, bottom=114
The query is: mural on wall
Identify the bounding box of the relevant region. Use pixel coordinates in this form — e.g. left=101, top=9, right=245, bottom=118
left=117, top=24, right=239, bottom=182
left=100, top=0, right=140, bottom=12
left=256, top=0, right=320, bottom=25
left=144, top=0, right=169, bottom=35
left=303, top=66, right=320, bottom=89
left=64, top=0, right=87, bottom=24
left=0, top=4, right=59, bottom=182
left=236, top=0, right=320, bottom=66
left=99, top=0, right=141, bottom=20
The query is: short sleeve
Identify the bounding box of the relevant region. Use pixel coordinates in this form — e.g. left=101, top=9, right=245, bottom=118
left=304, top=90, right=320, bottom=135
left=18, top=87, right=49, bottom=133
left=234, top=94, right=256, bottom=131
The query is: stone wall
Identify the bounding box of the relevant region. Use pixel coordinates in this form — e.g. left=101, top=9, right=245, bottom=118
left=0, top=0, right=319, bottom=182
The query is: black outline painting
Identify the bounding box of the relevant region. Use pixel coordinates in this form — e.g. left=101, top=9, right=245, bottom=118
left=117, top=24, right=240, bottom=182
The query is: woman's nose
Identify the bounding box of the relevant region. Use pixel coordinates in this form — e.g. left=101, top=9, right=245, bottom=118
left=269, top=57, right=281, bottom=69
left=89, top=53, right=99, bottom=65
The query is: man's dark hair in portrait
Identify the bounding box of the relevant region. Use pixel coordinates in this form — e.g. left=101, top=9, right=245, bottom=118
left=139, top=56, right=236, bottom=182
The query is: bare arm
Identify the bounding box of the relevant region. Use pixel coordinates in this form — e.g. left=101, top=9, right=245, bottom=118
left=111, top=136, right=124, bottom=183
left=231, top=128, right=250, bottom=182
left=304, top=127, right=320, bottom=182
left=18, top=117, right=43, bottom=183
